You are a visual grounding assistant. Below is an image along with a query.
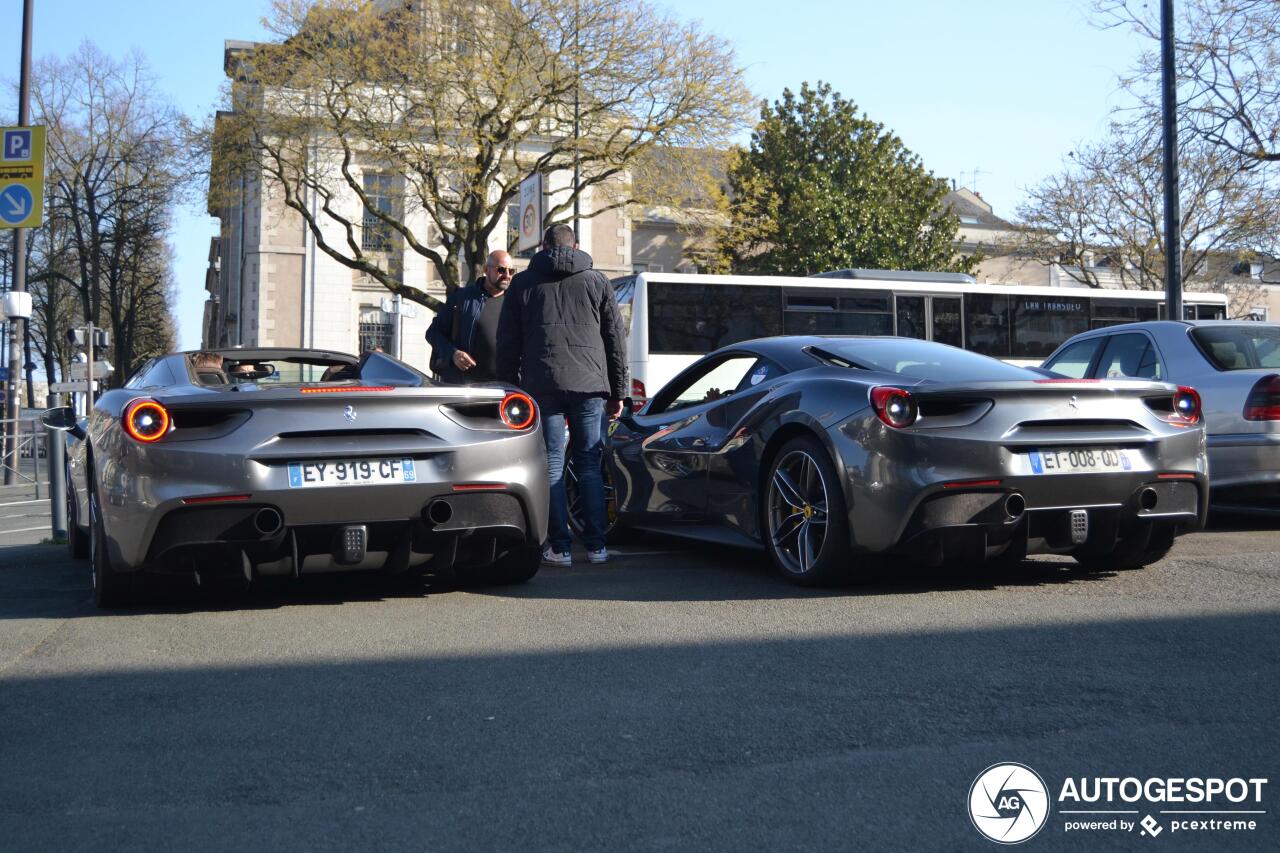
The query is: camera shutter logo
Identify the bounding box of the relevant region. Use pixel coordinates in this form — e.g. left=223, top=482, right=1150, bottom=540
left=968, top=763, right=1051, bottom=844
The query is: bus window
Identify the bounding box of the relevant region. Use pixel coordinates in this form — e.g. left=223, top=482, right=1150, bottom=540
left=1092, top=299, right=1158, bottom=329
left=648, top=282, right=783, bottom=354
left=783, top=289, right=892, bottom=336
left=963, top=294, right=1011, bottom=357
left=1011, top=295, right=1089, bottom=358
left=896, top=295, right=927, bottom=339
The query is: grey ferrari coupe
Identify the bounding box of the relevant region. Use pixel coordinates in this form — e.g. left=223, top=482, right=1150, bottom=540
left=43, top=348, right=548, bottom=607
left=603, top=336, right=1209, bottom=585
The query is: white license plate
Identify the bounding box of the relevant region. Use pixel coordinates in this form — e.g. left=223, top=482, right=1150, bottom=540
left=287, top=458, right=417, bottom=488
left=1029, top=448, right=1133, bottom=475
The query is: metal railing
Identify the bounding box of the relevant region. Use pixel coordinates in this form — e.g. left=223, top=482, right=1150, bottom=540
left=1, top=415, right=46, bottom=496
left=1, top=415, right=54, bottom=543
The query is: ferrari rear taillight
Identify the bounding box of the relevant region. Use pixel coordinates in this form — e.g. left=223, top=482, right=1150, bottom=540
left=630, top=379, right=646, bottom=412
left=500, top=392, right=536, bottom=430
left=123, top=399, right=171, bottom=443
left=1148, top=386, right=1201, bottom=426
left=870, top=386, right=918, bottom=429
left=1244, top=374, right=1280, bottom=421
left=1171, top=386, right=1201, bottom=425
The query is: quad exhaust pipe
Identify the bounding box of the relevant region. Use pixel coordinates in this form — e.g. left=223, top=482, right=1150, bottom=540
left=1139, top=487, right=1159, bottom=511
left=254, top=507, right=284, bottom=536
left=1003, top=493, right=1026, bottom=521
left=424, top=499, right=453, bottom=527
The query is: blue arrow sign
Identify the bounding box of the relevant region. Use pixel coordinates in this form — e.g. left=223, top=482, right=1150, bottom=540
left=0, top=184, right=33, bottom=225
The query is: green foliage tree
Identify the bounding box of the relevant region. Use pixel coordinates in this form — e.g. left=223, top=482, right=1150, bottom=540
left=722, top=82, right=976, bottom=276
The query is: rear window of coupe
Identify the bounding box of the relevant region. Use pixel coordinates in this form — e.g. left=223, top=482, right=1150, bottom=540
left=1191, top=326, right=1280, bottom=370
left=809, top=339, right=1040, bottom=382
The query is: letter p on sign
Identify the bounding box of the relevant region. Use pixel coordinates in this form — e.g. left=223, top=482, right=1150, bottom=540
left=4, top=130, right=32, bottom=161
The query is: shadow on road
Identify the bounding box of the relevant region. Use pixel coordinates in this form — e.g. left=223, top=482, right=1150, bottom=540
left=0, top=609, right=1276, bottom=851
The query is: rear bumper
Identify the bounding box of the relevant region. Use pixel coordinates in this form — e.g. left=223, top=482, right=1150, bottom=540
left=138, top=490, right=534, bottom=575
left=892, top=477, right=1204, bottom=564
left=828, top=418, right=1208, bottom=555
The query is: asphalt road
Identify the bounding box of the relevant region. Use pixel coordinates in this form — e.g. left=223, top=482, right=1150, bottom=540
left=1, top=520, right=1277, bottom=851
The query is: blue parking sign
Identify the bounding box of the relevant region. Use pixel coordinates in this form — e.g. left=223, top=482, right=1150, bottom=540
left=3, top=129, right=32, bottom=161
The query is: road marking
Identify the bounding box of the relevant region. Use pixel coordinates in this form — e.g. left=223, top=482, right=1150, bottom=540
left=0, top=525, right=50, bottom=534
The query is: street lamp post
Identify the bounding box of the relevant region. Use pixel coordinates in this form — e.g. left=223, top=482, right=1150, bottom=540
left=1161, top=0, right=1184, bottom=321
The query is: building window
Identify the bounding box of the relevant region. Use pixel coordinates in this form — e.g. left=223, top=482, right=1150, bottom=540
left=362, top=174, right=398, bottom=251
left=358, top=305, right=393, bottom=354
left=632, top=262, right=664, bottom=273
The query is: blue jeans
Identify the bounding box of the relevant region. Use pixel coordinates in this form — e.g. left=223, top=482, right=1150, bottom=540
left=538, top=392, right=607, bottom=552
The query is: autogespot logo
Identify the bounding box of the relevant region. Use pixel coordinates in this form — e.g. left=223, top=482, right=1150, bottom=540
left=969, top=763, right=1052, bottom=844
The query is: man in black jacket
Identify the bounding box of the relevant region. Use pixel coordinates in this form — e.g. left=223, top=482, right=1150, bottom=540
left=497, top=224, right=628, bottom=567
left=425, top=250, right=515, bottom=384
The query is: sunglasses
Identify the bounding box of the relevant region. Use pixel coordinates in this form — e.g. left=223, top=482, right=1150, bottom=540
left=491, top=266, right=516, bottom=274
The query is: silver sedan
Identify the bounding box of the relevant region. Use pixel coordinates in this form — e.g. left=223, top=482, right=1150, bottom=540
left=1043, top=321, right=1280, bottom=511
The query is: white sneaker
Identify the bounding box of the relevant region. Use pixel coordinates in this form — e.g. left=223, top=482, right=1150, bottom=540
left=587, top=547, right=609, bottom=564
left=541, top=547, right=572, bottom=567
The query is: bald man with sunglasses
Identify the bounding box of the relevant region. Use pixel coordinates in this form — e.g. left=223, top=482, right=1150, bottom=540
left=427, top=250, right=517, bottom=384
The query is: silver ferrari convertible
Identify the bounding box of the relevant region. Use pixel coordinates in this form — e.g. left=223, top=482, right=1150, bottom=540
left=44, top=348, right=548, bottom=607
left=603, top=336, right=1209, bottom=585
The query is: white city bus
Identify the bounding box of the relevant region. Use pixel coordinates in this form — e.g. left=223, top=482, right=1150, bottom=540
left=610, top=270, right=1229, bottom=404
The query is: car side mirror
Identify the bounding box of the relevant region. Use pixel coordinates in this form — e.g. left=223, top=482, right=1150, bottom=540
left=41, top=406, right=86, bottom=440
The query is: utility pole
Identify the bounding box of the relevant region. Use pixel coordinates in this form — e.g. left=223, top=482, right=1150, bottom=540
left=4, top=0, right=34, bottom=486
left=1161, top=0, right=1184, bottom=321
left=572, top=0, right=581, bottom=241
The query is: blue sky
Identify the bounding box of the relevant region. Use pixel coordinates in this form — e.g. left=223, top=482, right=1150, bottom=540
left=10, top=0, right=1148, bottom=350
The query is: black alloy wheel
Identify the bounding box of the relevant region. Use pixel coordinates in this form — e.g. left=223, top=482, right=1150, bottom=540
left=763, top=436, right=863, bottom=586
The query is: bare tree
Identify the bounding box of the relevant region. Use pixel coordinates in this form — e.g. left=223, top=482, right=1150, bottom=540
left=210, top=0, right=753, bottom=309
left=28, top=43, right=185, bottom=383
left=1098, top=0, right=1280, bottom=165
left=1014, top=114, right=1279, bottom=306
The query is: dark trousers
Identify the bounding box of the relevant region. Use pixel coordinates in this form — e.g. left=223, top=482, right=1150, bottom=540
left=536, top=392, right=607, bottom=552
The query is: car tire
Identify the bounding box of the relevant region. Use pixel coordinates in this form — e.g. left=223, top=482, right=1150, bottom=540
left=762, top=436, right=865, bottom=586
left=67, top=475, right=90, bottom=560
left=89, top=488, right=132, bottom=608
left=465, top=544, right=541, bottom=587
